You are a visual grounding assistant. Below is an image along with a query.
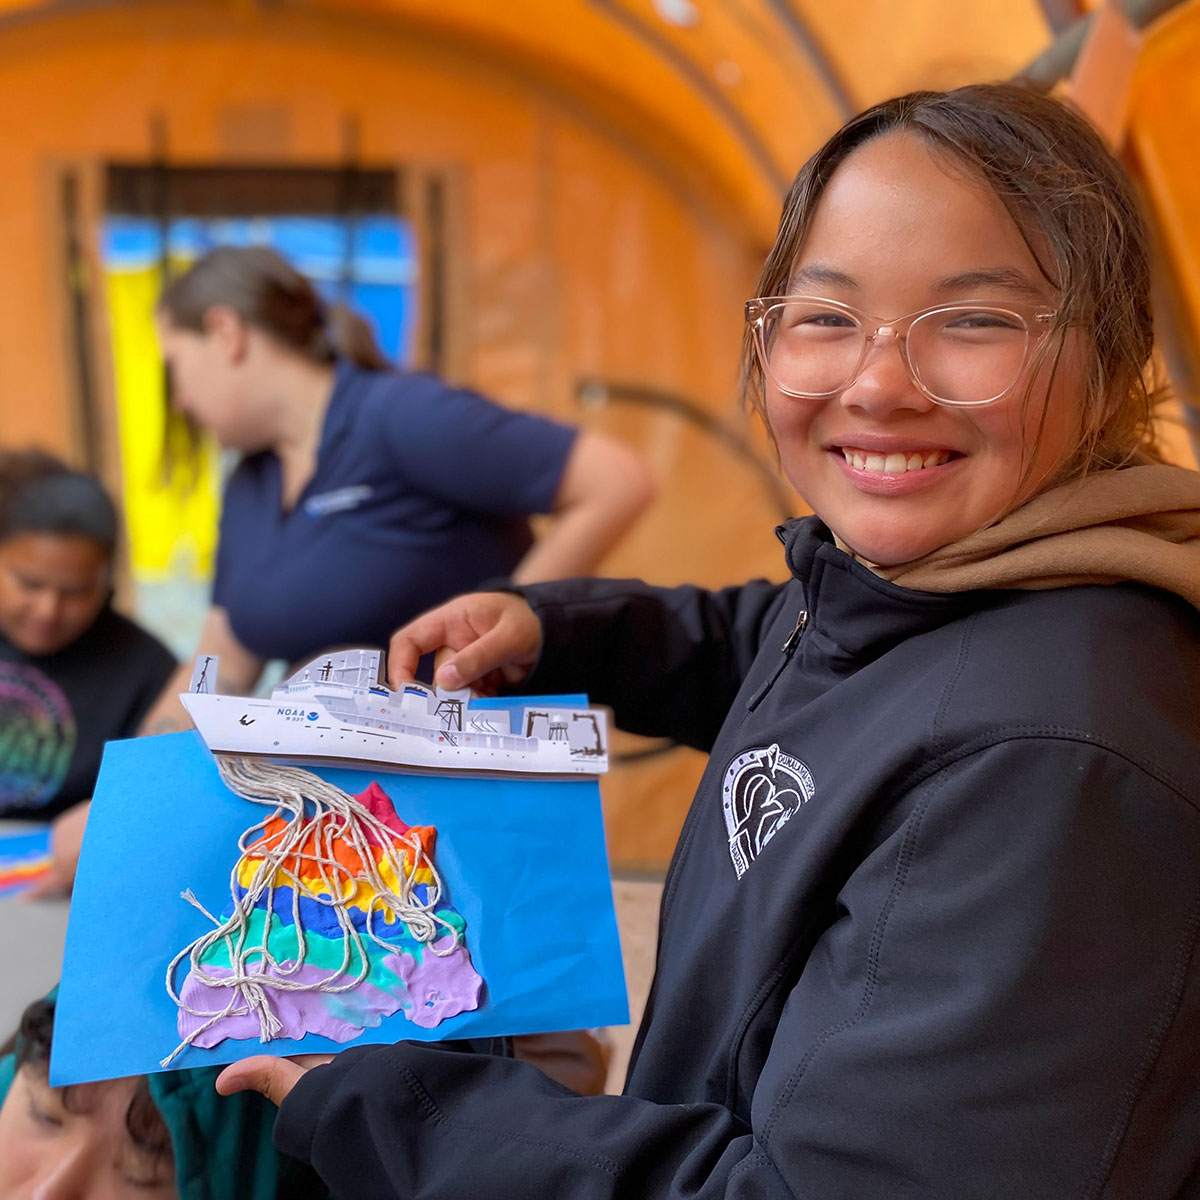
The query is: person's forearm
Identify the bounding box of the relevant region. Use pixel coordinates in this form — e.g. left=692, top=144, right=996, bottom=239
left=512, top=432, right=654, bottom=584
left=138, top=608, right=264, bottom=734
left=138, top=660, right=255, bottom=734
left=138, top=662, right=205, bottom=735
left=511, top=493, right=647, bottom=583
left=276, top=1043, right=766, bottom=1200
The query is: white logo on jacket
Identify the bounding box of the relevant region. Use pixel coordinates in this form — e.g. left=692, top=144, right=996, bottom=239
left=722, top=743, right=815, bottom=878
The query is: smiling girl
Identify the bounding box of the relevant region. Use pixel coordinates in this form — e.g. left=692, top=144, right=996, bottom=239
left=221, top=84, right=1200, bottom=1198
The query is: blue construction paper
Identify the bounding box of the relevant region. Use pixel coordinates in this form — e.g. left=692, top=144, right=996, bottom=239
left=51, top=718, right=627, bottom=1086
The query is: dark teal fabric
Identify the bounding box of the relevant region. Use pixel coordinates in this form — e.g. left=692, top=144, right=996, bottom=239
left=0, top=1049, right=14, bottom=1107
left=148, top=1068, right=329, bottom=1200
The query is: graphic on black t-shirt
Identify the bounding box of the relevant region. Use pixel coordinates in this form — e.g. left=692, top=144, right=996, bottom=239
left=0, top=662, right=76, bottom=812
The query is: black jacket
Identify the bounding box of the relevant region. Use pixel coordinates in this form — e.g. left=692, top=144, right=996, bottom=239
left=276, top=518, right=1200, bottom=1198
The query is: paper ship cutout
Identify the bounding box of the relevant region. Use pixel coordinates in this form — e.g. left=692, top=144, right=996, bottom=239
left=181, top=648, right=608, bottom=777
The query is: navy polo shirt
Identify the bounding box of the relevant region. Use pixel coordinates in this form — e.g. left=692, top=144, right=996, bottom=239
left=213, top=363, right=577, bottom=664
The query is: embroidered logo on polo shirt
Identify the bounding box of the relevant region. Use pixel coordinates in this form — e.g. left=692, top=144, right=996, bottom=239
left=303, top=484, right=375, bottom=518
left=722, top=743, right=815, bottom=879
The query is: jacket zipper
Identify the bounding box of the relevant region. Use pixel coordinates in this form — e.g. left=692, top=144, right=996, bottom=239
left=746, top=609, right=808, bottom=710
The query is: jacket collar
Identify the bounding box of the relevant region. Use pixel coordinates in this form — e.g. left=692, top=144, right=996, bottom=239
left=777, top=518, right=984, bottom=663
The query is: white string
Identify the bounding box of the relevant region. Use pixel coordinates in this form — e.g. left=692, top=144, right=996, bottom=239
left=161, top=756, right=460, bottom=1067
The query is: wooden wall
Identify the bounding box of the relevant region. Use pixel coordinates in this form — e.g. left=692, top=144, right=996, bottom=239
left=0, top=2, right=793, bottom=871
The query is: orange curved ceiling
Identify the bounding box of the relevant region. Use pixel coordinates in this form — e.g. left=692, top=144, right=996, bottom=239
left=289, top=0, right=1057, bottom=231
left=0, top=0, right=1057, bottom=235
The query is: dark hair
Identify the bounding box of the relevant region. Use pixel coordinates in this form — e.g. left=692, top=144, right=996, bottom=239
left=7, top=995, right=173, bottom=1167
left=742, top=81, right=1159, bottom=481
left=0, top=449, right=117, bottom=555
left=157, top=245, right=391, bottom=371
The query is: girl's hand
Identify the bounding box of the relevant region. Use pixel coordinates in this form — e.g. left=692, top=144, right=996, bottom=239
left=215, top=1054, right=334, bottom=1107
left=387, top=592, right=543, bottom=696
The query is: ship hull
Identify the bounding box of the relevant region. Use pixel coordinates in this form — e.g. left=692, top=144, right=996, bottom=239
left=180, top=694, right=606, bottom=777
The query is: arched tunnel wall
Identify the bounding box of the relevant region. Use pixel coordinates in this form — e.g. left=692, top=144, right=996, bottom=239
left=0, top=2, right=798, bottom=867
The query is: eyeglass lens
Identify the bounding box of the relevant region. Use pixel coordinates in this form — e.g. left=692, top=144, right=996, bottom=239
left=759, top=301, right=1032, bottom=405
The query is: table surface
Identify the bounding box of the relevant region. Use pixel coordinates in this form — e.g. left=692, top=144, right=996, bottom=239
left=0, top=891, right=70, bottom=1038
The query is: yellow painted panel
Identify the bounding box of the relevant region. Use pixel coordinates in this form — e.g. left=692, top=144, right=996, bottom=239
left=105, top=264, right=220, bottom=580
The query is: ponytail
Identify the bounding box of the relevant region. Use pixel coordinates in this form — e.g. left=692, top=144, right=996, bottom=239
left=323, top=302, right=392, bottom=371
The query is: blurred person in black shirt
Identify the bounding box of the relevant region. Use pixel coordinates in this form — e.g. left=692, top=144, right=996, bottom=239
left=0, top=450, right=174, bottom=891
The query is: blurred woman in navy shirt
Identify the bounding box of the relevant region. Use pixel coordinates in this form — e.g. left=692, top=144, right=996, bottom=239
left=133, top=247, right=650, bottom=1093
left=140, top=245, right=652, bottom=729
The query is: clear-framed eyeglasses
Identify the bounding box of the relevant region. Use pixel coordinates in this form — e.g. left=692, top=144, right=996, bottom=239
left=745, top=295, right=1059, bottom=408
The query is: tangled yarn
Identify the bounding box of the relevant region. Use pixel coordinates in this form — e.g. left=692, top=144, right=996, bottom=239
left=161, top=756, right=458, bottom=1067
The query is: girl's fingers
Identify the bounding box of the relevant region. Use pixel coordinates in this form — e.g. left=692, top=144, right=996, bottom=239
left=388, top=594, right=541, bottom=691
left=215, top=1055, right=311, bottom=1106
left=433, top=608, right=541, bottom=692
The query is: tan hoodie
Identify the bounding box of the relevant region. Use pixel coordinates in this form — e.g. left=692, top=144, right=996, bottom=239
left=872, top=463, right=1200, bottom=612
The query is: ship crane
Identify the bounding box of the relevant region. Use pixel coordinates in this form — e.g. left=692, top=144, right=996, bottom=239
left=524, top=710, right=549, bottom=737
left=434, top=698, right=464, bottom=732
left=572, top=712, right=604, bottom=756
left=192, top=656, right=213, bottom=694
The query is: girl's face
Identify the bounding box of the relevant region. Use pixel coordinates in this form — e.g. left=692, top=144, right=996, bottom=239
left=0, top=533, right=110, bottom=656
left=765, top=132, right=1085, bottom=566
left=0, top=1067, right=177, bottom=1199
